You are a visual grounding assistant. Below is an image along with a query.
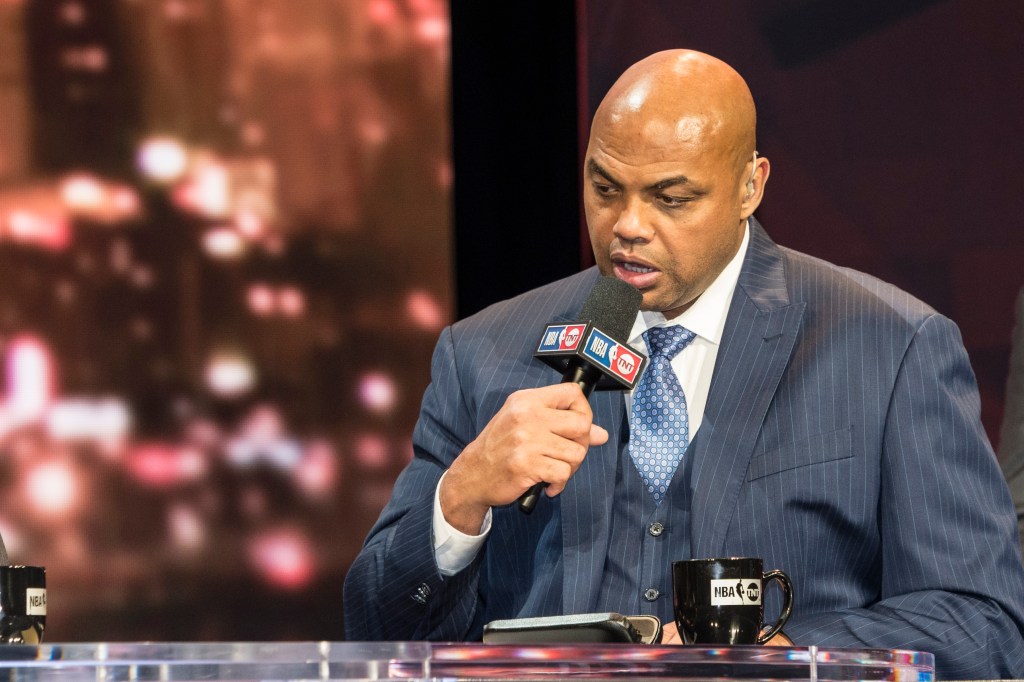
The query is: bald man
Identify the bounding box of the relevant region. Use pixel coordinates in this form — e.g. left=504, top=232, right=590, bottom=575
left=344, top=51, right=1024, bottom=679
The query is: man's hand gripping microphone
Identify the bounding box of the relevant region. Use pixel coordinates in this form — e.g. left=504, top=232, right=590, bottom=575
left=519, top=277, right=647, bottom=513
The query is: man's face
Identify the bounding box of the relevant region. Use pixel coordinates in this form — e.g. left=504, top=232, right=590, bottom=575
left=584, top=113, right=751, bottom=319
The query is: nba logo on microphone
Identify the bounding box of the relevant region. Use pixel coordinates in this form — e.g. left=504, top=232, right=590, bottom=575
left=537, top=325, right=567, bottom=352
left=537, top=324, right=588, bottom=353
left=582, top=330, right=643, bottom=384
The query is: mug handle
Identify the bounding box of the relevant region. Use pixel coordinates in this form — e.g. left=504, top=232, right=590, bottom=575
left=756, top=569, right=794, bottom=644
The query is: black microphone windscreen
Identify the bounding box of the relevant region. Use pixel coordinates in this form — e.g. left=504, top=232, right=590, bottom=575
left=578, top=276, right=643, bottom=341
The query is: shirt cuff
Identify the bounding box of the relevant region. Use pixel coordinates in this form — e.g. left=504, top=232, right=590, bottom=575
left=433, top=471, right=492, bottom=576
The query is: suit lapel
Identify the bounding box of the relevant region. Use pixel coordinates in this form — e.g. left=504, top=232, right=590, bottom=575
left=560, top=390, right=623, bottom=614
left=551, top=267, right=623, bottom=613
left=512, top=267, right=617, bottom=614
left=690, top=220, right=806, bottom=558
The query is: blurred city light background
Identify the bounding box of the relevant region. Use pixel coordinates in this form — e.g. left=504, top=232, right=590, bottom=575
left=0, top=0, right=451, bottom=640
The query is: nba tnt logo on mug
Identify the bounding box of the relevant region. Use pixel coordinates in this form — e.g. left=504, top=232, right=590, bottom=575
left=710, top=578, right=762, bottom=606
left=27, top=587, right=47, bottom=615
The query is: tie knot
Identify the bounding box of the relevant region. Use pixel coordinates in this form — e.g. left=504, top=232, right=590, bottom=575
left=643, top=325, right=696, bottom=360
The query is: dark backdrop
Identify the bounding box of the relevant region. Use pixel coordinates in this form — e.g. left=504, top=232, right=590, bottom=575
left=451, top=0, right=1024, bottom=446
left=449, top=1, right=582, bottom=318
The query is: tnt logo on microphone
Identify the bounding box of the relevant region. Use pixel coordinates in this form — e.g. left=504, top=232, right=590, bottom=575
left=559, top=324, right=586, bottom=350
left=710, top=578, right=762, bottom=606
left=581, top=330, right=643, bottom=384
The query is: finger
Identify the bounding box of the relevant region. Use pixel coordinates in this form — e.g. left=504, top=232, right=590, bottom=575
left=530, top=431, right=588, bottom=469
left=501, top=386, right=591, bottom=435
left=540, top=382, right=592, bottom=415
left=543, top=408, right=595, bottom=442
left=661, top=622, right=682, bottom=645
left=589, top=423, right=609, bottom=445
left=561, top=384, right=594, bottom=417
left=498, top=431, right=583, bottom=485
left=763, top=631, right=793, bottom=646
left=540, top=459, right=574, bottom=497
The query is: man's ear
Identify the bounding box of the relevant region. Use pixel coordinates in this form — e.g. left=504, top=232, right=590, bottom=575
left=741, top=154, right=770, bottom=219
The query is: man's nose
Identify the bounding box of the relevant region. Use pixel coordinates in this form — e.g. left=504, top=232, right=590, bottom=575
left=612, top=198, right=652, bottom=242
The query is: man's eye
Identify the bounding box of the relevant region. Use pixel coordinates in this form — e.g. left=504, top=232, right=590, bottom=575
left=657, top=194, right=692, bottom=207
left=592, top=183, right=617, bottom=197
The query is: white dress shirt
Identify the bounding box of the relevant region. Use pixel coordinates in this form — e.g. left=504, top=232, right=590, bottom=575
left=624, top=222, right=750, bottom=434
left=432, top=223, right=751, bottom=576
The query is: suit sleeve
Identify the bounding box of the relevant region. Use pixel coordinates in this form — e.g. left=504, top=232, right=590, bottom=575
left=784, top=314, right=1024, bottom=679
left=343, top=326, right=486, bottom=641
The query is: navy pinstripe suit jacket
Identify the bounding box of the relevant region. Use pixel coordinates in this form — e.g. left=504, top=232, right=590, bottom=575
left=344, top=220, right=1024, bottom=679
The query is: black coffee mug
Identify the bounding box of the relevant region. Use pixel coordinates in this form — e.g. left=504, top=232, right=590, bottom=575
left=673, top=557, right=793, bottom=645
left=0, top=565, right=46, bottom=644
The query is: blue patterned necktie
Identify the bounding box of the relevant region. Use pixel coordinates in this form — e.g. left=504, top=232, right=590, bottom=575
left=628, top=325, right=697, bottom=504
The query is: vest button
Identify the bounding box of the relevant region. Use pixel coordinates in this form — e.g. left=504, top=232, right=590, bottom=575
left=411, top=583, right=432, bottom=604
left=643, top=587, right=660, bottom=602
left=648, top=522, right=665, bottom=537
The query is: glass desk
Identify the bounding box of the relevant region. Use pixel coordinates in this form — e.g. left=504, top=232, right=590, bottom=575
left=0, top=642, right=934, bottom=680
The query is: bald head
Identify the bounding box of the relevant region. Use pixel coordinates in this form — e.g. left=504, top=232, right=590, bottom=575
left=592, top=50, right=757, bottom=172
left=584, top=50, right=769, bottom=319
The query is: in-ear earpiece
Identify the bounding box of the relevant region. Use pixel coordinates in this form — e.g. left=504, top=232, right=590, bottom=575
left=744, top=151, right=758, bottom=200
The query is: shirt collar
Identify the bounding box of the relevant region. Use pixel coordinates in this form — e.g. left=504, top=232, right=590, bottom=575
left=627, top=220, right=750, bottom=349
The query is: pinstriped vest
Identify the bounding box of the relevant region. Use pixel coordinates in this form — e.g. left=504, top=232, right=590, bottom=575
left=595, top=416, right=699, bottom=623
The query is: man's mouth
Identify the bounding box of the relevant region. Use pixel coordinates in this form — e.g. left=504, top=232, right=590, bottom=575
left=620, top=261, right=655, bottom=274
left=611, top=256, right=660, bottom=288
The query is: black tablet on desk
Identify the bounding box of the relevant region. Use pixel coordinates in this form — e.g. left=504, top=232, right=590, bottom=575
left=482, top=612, right=662, bottom=644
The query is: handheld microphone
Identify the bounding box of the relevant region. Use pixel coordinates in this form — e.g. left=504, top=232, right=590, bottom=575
left=518, top=276, right=647, bottom=514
